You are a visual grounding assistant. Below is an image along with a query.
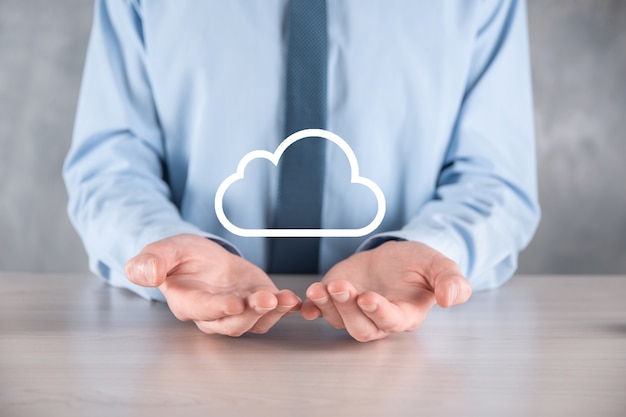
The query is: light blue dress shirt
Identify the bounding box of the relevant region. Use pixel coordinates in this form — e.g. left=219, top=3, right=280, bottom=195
left=64, top=0, right=540, bottom=301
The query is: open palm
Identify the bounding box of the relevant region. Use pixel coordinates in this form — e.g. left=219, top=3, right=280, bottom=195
left=126, top=234, right=301, bottom=336
left=301, top=241, right=472, bottom=342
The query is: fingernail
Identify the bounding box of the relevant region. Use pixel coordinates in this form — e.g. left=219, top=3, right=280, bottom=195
left=359, top=303, right=377, bottom=313
left=277, top=301, right=299, bottom=313
left=130, top=262, right=141, bottom=283
left=254, top=306, right=273, bottom=314
left=330, top=292, right=350, bottom=303
left=448, top=283, right=458, bottom=306
left=312, top=295, right=329, bottom=305
left=146, top=259, right=156, bottom=284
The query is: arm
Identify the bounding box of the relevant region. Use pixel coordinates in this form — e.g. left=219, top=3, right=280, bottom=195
left=365, top=0, right=539, bottom=290
left=63, top=0, right=210, bottom=299
left=65, top=1, right=300, bottom=335
left=303, top=0, right=540, bottom=340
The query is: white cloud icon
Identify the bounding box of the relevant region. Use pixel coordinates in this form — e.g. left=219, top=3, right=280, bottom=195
left=214, top=128, right=386, bottom=237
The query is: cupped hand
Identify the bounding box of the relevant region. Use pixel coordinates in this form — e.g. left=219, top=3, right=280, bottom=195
left=301, top=240, right=472, bottom=342
left=125, top=234, right=301, bottom=336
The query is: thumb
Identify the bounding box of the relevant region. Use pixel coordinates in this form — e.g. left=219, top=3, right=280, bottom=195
left=125, top=237, right=183, bottom=287
left=434, top=272, right=472, bottom=308
left=125, top=253, right=164, bottom=287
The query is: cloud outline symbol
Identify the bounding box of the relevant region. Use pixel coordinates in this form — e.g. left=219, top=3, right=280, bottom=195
left=214, top=128, right=386, bottom=237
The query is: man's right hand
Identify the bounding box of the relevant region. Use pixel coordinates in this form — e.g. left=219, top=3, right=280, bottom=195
left=125, top=234, right=301, bottom=337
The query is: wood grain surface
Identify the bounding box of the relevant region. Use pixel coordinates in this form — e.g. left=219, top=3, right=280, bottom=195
left=1, top=273, right=625, bottom=417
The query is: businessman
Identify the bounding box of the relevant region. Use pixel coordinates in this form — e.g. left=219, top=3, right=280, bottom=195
left=64, top=0, right=540, bottom=342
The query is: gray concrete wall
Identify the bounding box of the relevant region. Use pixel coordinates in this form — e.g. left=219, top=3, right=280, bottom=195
left=1, top=0, right=625, bottom=274
left=519, top=0, right=626, bottom=273
left=0, top=0, right=92, bottom=272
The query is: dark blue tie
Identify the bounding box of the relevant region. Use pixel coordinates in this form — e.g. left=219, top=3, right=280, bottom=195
left=268, top=0, right=327, bottom=274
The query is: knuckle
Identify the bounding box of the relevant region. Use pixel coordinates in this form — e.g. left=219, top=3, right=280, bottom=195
left=170, top=308, right=190, bottom=322
left=405, top=322, right=422, bottom=333
left=250, top=326, right=270, bottom=334
left=166, top=295, right=191, bottom=321
left=220, top=321, right=246, bottom=337
left=194, top=321, right=217, bottom=335
left=383, top=322, right=404, bottom=334
left=352, top=329, right=379, bottom=343
left=387, top=316, right=411, bottom=333
left=194, top=321, right=216, bottom=335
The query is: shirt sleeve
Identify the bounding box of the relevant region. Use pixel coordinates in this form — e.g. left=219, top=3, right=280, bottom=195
left=63, top=0, right=239, bottom=301
left=359, top=0, right=541, bottom=291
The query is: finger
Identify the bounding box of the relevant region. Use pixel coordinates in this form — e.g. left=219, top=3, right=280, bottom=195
left=249, top=290, right=301, bottom=334
left=300, top=299, right=322, bottom=320
left=304, top=282, right=345, bottom=329
left=301, top=282, right=324, bottom=319
left=433, top=272, right=472, bottom=308
left=423, top=253, right=472, bottom=308
left=125, top=236, right=188, bottom=287
left=166, top=282, right=245, bottom=321
left=357, top=290, right=435, bottom=333
left=327, top=280, right=386, bottom=342
left=202, top=290, right=278, bottom=337
left=125, top=253, right=165, bottom=287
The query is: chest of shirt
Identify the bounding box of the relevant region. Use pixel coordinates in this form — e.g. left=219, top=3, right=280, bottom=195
left=138, top=2, right=479, bottom=138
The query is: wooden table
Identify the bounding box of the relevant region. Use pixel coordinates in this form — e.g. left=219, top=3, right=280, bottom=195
left=1, top=273, right=625, bottom=417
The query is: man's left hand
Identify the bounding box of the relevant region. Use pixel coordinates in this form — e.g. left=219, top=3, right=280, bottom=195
left=300, top=240, right=472, bottom=342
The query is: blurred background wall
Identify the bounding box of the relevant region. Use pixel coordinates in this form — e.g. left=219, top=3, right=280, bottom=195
left=1, top=0, right=625, bottom=274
